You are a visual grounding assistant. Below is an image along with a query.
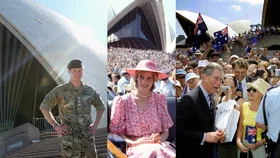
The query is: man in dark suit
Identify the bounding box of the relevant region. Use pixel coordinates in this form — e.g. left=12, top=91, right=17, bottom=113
left=232, top=58, right=256, bottom=102
left=177, top=62, right=225, bottom=158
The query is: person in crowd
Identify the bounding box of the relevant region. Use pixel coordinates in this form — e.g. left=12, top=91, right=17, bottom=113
left=257, top=61, right=270, bottom=83
left=180, top=55, right=189, bottom=68
left=210, top=52, right=221, bottom=63
left=213, top=86, right=224, bottom=106
left=109, top=60, right=175, bottom=158
left=256, top=85, right=280, bottom=158
left=117, top=70, right=131, bottom=95
left=175, top=61, right=183, bottom=69
left=272, top=51, right=280, bottom=59
left=236, top=78, right=270, bottom=158
left=230, top=55, right=239, bottom=65
left=218, top=76, right=245, bottom=158
left=195, top=50, right=203, bottom=61
left=232, top=58, right=256, bottom=102
left=185, top=66, right=194, bottom=74
left=175, top=81, right=183, bottom=99
left=197, top=60, right=209, bottom=77
left=269, top=58, right=280, bottom=68
left=189, top=61, right=199, bottom=75
left=177, top=62, right=225, bottom=158
left=247, top=60, right=258, bottom=78
left=221, top=75, right=245, bottom=106
left=176, top=69, right=188, bottom=97
left=224, top=64, right=233, bottom=74
left=155, top=69, right=176, bottom=97
left=110, top=72, right=121, bottom=94
left=259, top=46, right=271, bottom=62
left=185, top=72, right=200, bottom=91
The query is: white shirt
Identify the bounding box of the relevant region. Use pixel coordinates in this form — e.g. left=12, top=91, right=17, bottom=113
left=117, top=77, right=130, bottom=94
left=256, top=86, right=280, bottom=142
left=156, top=78, right=176, bottom=97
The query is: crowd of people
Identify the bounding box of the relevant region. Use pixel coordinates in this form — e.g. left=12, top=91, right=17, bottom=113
left=107, top=26, right=280, bottom=158
left=174, top=26, right=280, bottom=158
left=176, top=25, right=280, bottom=58
left=107, top=47, right=175, bottom=75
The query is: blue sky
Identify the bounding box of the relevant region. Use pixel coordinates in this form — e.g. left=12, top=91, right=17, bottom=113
left=32, top=0, right=107, bottom=46
left=176, top=0, right=264, bottom=36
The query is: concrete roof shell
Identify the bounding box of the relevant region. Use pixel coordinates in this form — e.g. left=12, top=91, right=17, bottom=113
left=177, top=10, right=238, bottom=39
left=108, top=0, right=175, bottom=52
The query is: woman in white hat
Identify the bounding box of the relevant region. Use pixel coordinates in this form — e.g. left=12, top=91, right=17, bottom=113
left=236, top=78, right=270, bottom=158
left=109, top=60, right=175, bottom=158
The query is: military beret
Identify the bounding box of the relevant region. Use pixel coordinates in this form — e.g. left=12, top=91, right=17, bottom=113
left=67, top=59, right=84, bottom=70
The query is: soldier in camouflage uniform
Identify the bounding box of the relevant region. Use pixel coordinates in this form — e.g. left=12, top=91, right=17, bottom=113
left=40, top=59, right=105, bottom=158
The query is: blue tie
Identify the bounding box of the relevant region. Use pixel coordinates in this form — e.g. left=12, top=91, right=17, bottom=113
left=209, top=94, right=213, bottom=115
left=238, top=81, right=243, bottom=95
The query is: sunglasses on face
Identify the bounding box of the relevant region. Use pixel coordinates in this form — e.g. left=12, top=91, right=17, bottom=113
left=177, top=75, right=185, bottom=79
left=247, top=87, right=257, bottom=93
left=224, top=68, right=232, bottom=71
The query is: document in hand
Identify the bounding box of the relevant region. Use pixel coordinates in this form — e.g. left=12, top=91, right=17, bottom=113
left=215, top=100, right=240, bottom=142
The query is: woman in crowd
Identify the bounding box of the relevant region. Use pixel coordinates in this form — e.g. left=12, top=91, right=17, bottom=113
left=236, top=78, right=270, bottom=158
left=222, top=75, right=245, bottom=106
left=109, top=60, right=175, bottom=158
left=257, top=61, right=270, bottom=83
left=218, top=75, right=245, bottom=158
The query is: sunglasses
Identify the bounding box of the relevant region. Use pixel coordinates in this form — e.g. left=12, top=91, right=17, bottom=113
left=247, top=87, right=257, bottom=93
left=177, top=76, right=185, bottom=79
left=224, top=68, right=232, bottom=70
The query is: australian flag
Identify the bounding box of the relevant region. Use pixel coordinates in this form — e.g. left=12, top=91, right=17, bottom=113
left=213, top=27, right=228, bottom=50
left=244, top=36, right=258, bottom=53
left=245, top=126, right=257, bottom=143
left=250, top=37, right=258, bottom=47
left=193, top=13, right=208, bottom=53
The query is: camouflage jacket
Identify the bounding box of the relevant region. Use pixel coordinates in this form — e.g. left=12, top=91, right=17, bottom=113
left=40, top=82, right=105, bottom=132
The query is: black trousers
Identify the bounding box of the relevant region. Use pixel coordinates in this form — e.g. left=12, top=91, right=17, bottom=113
left=268, top=132, right=280, bottom=158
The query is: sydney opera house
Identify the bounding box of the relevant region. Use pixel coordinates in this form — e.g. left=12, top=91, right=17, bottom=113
left=0, top=0, right=107, bottom=133
left=176, top=10, right=247, bottom=48
left=177, top=0, right=280, bottom=50
left=107, top=0, right=176, bottom=52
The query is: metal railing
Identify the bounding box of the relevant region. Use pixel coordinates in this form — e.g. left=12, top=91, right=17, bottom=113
left=0, top=121, right=14, bottom=133
left=32, top=116, right=60, bottom=139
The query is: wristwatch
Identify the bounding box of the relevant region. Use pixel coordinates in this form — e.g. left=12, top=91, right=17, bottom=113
left=259, top=141, right=263, bottom=146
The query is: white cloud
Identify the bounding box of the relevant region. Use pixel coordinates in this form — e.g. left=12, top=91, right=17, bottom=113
left=231, top=4, right=242, bottom=11
left=238, top=0, right=264, bottom=5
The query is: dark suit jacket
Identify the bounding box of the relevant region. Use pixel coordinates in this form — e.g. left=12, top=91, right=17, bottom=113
left=177, top=86, right=215, bottom=158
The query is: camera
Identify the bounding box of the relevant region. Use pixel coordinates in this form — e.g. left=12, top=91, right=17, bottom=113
left=222, top=86, right=230, bottom=91
left=269, top=65, right=277, bottom=74
left=275, top=69, right=280, bottom=78
left=255, top=70, right=265, bottom=77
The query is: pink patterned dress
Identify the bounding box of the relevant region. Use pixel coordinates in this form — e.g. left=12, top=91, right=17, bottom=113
left=109, top=92, right=175, bottom=158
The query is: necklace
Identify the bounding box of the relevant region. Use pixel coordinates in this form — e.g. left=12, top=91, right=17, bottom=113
left=136, top=91, right=150, bottom=98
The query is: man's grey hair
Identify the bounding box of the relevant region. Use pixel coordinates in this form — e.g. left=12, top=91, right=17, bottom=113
left=203, top=62, right=224, bottom=76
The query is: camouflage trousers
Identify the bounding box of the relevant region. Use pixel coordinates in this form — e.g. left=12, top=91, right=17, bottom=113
left=61, top=134, right=97, bottom=158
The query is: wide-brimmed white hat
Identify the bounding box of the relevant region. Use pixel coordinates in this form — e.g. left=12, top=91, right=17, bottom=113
left=185, top=73, right=199, bottom=82
left=198, top=60, right=209, bottom=67
left=246, top=78, right=271, bottom=95
left=125, top=60, right=168, bottom=79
